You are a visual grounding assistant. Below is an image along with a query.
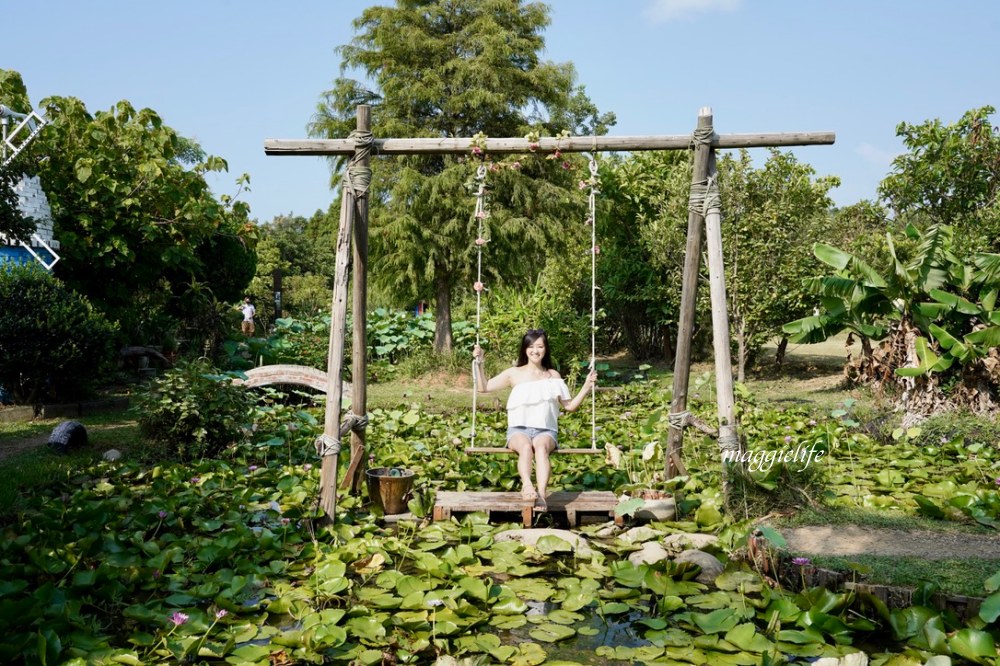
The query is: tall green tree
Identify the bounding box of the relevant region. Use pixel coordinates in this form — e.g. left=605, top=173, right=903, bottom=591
left=310, top=0, right=614, bottom=353
left=880, top=106, right=1000, bottom=254
left=0, top=72, right=40, bottom=243
left=3, top=73, right=258, bottom=347
left=718, top=149, right=839, bottom=380
left=596, top=151, right=693, bottom=360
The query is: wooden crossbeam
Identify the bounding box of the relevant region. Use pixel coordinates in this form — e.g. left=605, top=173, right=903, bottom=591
left=265, top=131, right=835, bottom=157
left=465, top=447, right=601, bottom=455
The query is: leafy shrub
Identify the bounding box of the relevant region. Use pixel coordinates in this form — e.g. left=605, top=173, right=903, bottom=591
left=476, top=284, right=591, bottom=379
left=136, top=359, right=253, bottom=461
left=0, top=263, right=117, bottom=405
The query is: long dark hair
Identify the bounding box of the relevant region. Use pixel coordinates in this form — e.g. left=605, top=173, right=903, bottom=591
left=516, top=329, right=553, bottom=369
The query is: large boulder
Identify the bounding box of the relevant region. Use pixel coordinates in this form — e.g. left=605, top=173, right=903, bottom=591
left=674, top=549, right=724, bottom=585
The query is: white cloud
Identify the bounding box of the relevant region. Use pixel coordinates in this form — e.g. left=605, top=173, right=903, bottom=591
left=856, top=143, right=899, bottom=169
left=642, top=0, right=741, bottom=23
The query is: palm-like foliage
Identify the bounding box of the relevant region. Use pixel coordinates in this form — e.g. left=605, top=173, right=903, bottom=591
left=785, top=224, right=1000, bottom=410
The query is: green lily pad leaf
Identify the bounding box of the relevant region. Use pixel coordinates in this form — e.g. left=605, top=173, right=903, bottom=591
left=510, top=641, right=547, bottom=666
left=347, top=616, right=386, bottom=641
left=534, top=535, right=575, bottom=554
left=636, top=617, right=668, bottom=630
left=949, top=628, right=996, bottom=662
left=724, top=623, right=773, bottom=653
left=687, top=591, right=736, bottom=609
left=645, top=627, right=693, bottom=647
left=576, top=626, right=600, bottom=636
left=979, top=591, right=1000, bottom=623
left=358, top=648, right=384, bottom=665
left=490, top=614, right=527, bottom=630
left=692, top=608, right=740, bottom=634
left=395, top=575, right=429, bottom=597
left=229, top=644, right=271, bottom=662
left=756, top=525, right=787, bottom=548
left=610, top=562, right=646, bottom=588
left=714, top=571, right=763, bottom=592
left=493, top=595, right=529, bottom=614
left=615, top=497, right=645, bottom=517
left=776, top=628, right=824, bottom=644
left=458, top=576, right=489, bottom=601
left=600, top=602, right=631, bottom=615
left=695, top=504, right=724, bottom=528
left=529, top=623, right=576, bottom=642
left=489, top=645, right=518, bottom=662
left=546, top=609, right=585, bottom=625
left=0, top=579, right=29, bottom=597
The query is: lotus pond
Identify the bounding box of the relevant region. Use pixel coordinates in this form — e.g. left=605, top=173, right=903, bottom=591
left=3, top=380, right=1000, bottom=665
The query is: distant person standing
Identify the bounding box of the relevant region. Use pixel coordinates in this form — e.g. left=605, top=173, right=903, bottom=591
left=240, top=296, right=256, bottom=336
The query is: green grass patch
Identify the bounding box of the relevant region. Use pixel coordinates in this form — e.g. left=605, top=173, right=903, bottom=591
left=777, top=505, right=1000, bottom=535
left=807, top=554, right=998, bottom=598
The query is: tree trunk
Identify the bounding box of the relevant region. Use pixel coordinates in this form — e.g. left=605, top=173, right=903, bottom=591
left=775, top=337, right=788, bottom=366
left=433, top=277, right=453, bottom=354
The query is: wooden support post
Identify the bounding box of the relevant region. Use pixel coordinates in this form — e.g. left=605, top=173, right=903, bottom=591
left=349, top=105, right=371, bottom=494
left=319, top=109, right=368, bottom=522
left=703, top=150, right=742, bottom=476
left=665, top=108, right=713, bottom=480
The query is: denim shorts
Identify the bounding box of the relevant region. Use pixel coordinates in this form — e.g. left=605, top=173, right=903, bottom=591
left=506, top=426, right=558, bottom=448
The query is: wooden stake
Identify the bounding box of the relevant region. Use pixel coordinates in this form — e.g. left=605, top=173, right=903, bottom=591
left=318, top=109, right=369, bottom=522
left=666, top=108, right=713, bottom=480
left=703, top=150, right=742, bottom=472
left=350, top=105, right=371, bottom=494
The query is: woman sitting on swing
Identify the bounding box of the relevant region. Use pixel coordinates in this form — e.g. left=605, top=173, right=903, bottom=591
left=473, top=329, right=597, bottom=510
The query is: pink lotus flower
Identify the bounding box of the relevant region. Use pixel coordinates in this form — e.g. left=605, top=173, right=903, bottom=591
left=562, top=161, right=571, bottom=170
left=511, top=161, right=522, bottom=170
left=578, top=180, right=588, bottom=190
left=475, top=210, right=487, bottom=219
left=303, top=463, right=312, bottom=471
left=215, top=609, right=228, bottom=619
left=475, top=238, right=487, bottom=246
left=791, top=557, right=811, bottom=566
left=528, top=142, right=539, bottom=151
left=592, top=245, right=601, bottom=255
left=471, top=146, right=482, bottom=156
left=473, top=281, right=485, bottom=292
left=169, top=611, right=189, bottom=626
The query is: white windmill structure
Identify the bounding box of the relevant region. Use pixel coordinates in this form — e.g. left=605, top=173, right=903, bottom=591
left=1, top=103, right=60, bottom=269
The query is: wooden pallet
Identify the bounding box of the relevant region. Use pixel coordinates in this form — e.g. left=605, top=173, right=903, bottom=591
left=433, top=490, right=623, bottom=527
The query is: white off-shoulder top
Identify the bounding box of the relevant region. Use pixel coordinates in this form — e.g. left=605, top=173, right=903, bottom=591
left=506, top=377, right=570, bottom=430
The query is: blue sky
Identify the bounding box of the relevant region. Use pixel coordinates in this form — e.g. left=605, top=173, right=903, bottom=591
left=6, top=0, right=999, bottom=223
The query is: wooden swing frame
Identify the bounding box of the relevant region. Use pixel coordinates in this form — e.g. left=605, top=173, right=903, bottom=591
left=265, top=107, right=835, bottom=523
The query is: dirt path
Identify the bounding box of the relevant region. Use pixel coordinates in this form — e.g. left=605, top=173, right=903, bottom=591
left=784, top=525, right=1000, bottom=560
left=0, top=434, right=50, bottom=462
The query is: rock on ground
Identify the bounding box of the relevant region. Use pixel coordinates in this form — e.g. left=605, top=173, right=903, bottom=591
left=675, top=549, right=724, bottom=585
left=494, top=528, right=595, bottom=557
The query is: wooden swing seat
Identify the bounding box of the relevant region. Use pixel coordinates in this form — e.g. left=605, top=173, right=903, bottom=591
left=465, top=447, right=601, bottom=455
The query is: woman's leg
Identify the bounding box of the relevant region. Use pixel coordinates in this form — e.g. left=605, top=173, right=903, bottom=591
left=531, top=434, right=557, bottom=507
left=507, top=434, right=536, bottom=499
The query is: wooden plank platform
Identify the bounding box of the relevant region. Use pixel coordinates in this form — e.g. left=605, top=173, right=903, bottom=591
left=465, top=447, right=602, bottom=455
left=433, top=491, right=622, bottom=527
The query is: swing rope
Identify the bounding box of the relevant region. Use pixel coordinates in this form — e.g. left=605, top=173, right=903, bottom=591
left=587, top=157, right=599, bottom=450
left=470, top=164, right=489, bottom=448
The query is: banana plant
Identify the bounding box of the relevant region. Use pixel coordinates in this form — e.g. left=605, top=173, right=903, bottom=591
left=784, top=223, right=1000, bottom=380
left=782, top=223, right=955, bottom=344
